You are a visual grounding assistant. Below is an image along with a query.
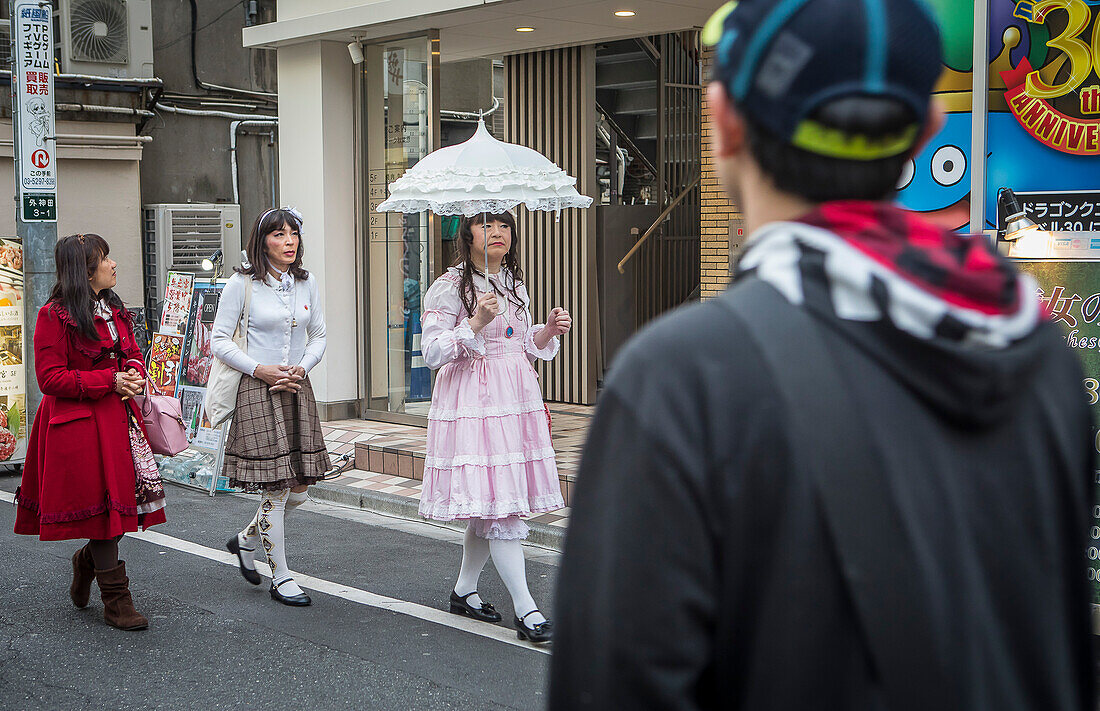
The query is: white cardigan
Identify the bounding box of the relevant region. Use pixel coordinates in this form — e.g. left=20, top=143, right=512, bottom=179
left=211, top=271, right=326, bottom=376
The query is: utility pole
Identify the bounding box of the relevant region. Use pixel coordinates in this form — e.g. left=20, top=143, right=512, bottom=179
left=10, top=0, right=58, bottom=425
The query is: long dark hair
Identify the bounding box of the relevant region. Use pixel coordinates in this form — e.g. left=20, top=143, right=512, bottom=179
left=453, top=212, right=525, bottom=319
left=236, top=208, right=309, bottom=281
left=48, top=233, right=122, bottom=341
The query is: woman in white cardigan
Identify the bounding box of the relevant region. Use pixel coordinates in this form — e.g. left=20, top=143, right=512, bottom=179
left=211, top=207, right=329, bottom=607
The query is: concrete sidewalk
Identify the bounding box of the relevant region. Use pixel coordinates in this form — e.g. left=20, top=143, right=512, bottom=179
left=312, top=406, right=594, bottom=551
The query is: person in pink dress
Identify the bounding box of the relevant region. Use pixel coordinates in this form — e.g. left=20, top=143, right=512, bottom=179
left=420, top=211, right=570, bottom=645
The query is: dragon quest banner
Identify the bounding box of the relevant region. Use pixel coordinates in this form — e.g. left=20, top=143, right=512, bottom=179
left=985, top=0, right=1100, bottom=231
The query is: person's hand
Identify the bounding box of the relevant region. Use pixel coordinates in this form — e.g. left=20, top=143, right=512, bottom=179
left=468, top=293, right=499, bottom=334
left=114, top=369, right=144, bottom=400
left=254, top=364, right=292, bottom=387
left=543, top=307, right=572, bottom=337
left=270, top=365, right=305, bottom=394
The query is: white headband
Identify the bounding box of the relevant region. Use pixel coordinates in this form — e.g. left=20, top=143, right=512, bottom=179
left=259, top=206, right=304, bottom=225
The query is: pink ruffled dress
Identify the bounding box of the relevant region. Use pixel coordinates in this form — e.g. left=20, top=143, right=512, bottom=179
left=419, top=266, right=565, bottom=539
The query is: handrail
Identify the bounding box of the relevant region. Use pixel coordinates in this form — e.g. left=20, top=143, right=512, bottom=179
left=617, top=175, right=701, bottom=273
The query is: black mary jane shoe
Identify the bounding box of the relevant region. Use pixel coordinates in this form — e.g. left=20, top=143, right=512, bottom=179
left=226, top=535, right=261, bottom=586
left=270, top=578, right=312, bottom=607
left=514, top=610, right=552, bottom=645
left=449, top=590, right=503, bottom=623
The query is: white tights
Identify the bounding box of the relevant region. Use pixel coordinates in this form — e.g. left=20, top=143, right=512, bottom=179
left=239, top=489, right=308, bottom=596
left=454, top=520, right=546, bottom=627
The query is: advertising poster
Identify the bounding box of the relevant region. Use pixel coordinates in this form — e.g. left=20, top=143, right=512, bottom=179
left=148, top=333, right=184, bottom=395
left=178, top=281, right=222, bottom=392
left=896, top=0, right=974, bottom=231
left=1016, top=261, right=1100, bottom=602
left=0, top=238, right=26, bottom=463
left=179, top=281, right=225, bottom=452
left=159, top=271, right=194, bottom=335
left=178, top=385, right=221, bottom=450
left=985, top=0, right=1100, bottom=229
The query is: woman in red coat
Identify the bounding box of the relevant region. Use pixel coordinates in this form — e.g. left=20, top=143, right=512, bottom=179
left=14, top=233, right=165, bottom=630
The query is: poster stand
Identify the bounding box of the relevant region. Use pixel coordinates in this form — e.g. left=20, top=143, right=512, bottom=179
left=152, top=274, right=237, bottom=496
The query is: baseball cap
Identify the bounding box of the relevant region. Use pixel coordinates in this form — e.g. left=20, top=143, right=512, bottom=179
left=703, top=0, right=944, bottom=160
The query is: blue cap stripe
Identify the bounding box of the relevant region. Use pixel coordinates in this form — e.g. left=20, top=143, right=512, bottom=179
left=732, top=0, right=813, bottom=100
left=863, top=0, right=886, bottom=90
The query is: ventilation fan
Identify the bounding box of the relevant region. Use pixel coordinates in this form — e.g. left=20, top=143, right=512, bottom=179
left=68, top=0, right=129, bottom=64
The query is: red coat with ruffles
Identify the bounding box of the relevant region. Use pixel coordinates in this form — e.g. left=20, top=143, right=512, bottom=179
left=14, top=302, right=166, bottom=540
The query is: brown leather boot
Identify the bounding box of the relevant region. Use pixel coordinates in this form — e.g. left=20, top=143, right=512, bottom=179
left=95, top=561, right=148, bottom=630
left=70, top=544, right=95, bottom=608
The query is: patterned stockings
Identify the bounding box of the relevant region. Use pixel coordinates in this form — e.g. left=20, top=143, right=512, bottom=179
left=239, top=489, right=308, bottom=596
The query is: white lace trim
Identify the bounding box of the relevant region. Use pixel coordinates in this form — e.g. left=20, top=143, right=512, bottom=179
left=418, top=492, right=565, bottom=521
left=377, top=196, right=593, bottom=217
left=469, top=516, right=531, bottom=540
left=453, top=322, right=486, bottom=356
left=524, top=324, right=560, bottom=361
left=385, top=166, right=581, bottom=192
left=423, top=446, right=557, bottom=469
left=428, top=399, right=547, bottom=421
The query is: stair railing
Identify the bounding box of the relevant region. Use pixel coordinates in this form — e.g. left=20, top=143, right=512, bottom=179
left=617, top=174, right=701, bottom=273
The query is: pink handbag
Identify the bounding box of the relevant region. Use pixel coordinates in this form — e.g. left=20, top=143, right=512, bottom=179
left=134, top=380, right=189, bottom=456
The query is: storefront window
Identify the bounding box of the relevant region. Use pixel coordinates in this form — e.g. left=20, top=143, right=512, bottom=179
left=362, top=34, right=440, bottom=419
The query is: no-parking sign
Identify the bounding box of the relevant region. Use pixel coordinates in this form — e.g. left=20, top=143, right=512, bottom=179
left=13, top=0, right=56, bottom=222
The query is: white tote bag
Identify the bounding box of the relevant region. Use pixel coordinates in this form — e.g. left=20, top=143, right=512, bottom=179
left=205, top=279, right=252, bottom=427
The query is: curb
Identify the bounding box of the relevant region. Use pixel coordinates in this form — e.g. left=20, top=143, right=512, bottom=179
left=308, top=480, right=566, bottom=552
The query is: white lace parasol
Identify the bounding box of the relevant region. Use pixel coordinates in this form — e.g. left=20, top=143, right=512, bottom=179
left=376, top=119, right=593, bottom=217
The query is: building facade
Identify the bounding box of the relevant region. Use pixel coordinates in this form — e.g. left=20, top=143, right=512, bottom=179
left=244, top=0, right=732, bottom=422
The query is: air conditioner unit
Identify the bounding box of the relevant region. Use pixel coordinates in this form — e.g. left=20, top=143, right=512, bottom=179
left=142, top=204, right=242, bottom=322
left=58, top=0, right=153, bottom=78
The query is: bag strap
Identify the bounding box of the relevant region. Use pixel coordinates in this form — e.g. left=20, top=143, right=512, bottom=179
left=233, top=276, right=253, bottom=341
left=718, top=279, right=956, bottom=710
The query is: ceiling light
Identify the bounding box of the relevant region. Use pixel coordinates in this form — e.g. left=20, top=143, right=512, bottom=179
left=515, top=26, right=535, bottom=32
left=615, top=10, right=636, bottom=16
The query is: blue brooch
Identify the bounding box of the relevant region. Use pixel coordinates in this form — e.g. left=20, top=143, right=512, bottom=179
left=505, top=325, right=515, bottom=338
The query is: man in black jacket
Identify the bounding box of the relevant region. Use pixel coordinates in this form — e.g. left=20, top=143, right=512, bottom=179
left=549, top=1, right=1096, bottom=709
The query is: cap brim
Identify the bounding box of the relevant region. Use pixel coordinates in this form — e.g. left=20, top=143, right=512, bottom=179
left=701, top=1, right=738, bottom=46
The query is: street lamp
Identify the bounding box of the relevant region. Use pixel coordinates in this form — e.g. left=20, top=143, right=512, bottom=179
left=201, top=249, right=224, bottom=279
left=998, top=187, right=1050, bottom=258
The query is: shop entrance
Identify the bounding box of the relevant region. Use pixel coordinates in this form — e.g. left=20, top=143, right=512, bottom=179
left=359, top=32, right=441, bottom=423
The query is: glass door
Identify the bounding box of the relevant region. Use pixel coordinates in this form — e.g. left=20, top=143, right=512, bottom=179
left=362, top=33, right=441, bottom=420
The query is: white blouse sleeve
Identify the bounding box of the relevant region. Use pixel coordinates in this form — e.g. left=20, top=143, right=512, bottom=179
left=521, top=284, right=560, bottom=361
left=210, top=274, right=260, bottom=376
left=298, top=275, right=327, bottom=373
left=421, top=277, right=485, bottom=370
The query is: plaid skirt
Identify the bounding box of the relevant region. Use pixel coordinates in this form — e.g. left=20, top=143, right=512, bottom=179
left=223, top=374, right=331, bottom=492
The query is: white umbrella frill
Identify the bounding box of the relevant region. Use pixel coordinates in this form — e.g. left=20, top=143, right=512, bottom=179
left=376, top=119, right=593, bottom=217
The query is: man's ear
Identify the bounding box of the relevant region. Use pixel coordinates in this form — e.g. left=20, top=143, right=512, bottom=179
left=707, top=81, right=745, bottom=159
left=909, top=99, right=945, bottom=159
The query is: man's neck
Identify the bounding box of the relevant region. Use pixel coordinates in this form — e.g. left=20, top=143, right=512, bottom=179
left=739, top=172, right=819, bottom=236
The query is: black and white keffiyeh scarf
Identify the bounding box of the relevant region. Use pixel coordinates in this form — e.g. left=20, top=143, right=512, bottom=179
left=735, top=201, right=1043, bottom=350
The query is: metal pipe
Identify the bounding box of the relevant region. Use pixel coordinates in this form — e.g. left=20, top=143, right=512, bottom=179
left=441, top=96, right=501, bottom=120
left=970, top=0, right=990, bottom=234
left=0, top=134, right=153, bottom=146
left=230, top=119, right=279, bottom=204
left=156, top=102, right=276, bottom=121
left=618, top=175, right=701, bottom=274
left=55, top=103, right=155, bottom=117
left=0, top=69, right=164, bottom=87
left=51, top=133, right=153, bottom=143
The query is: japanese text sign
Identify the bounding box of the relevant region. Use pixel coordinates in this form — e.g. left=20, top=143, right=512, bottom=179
left=13, top=0, right=56, bottom=205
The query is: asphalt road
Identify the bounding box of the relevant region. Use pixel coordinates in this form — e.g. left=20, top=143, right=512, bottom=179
left=0, top=474, right=560, bottom=711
